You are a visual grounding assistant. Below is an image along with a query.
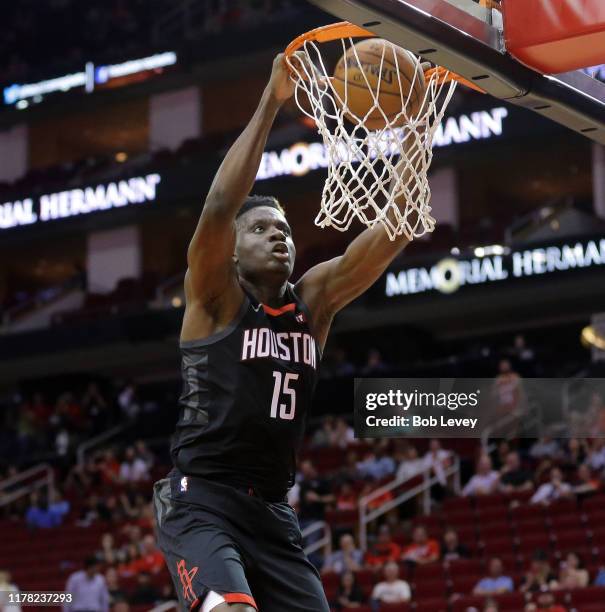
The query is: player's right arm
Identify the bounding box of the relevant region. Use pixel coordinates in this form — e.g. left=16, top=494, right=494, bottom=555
left=181, top=54, right=294, bottom=340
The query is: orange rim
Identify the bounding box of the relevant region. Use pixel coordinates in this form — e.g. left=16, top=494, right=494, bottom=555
left=285, top=22, right=486, bottom=94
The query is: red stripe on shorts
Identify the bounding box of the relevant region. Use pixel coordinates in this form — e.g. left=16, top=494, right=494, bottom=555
left=224, top=592, right=258, bottom=609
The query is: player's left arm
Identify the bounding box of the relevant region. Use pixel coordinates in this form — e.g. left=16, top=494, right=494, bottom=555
left=296, top=154, right=418, bottom=342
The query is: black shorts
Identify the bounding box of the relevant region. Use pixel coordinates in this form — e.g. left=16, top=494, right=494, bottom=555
left=152, top=469, right=330, bottom=612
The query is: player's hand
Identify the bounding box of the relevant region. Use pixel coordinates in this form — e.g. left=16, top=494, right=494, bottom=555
left=268, top=53, right=295, bottom=103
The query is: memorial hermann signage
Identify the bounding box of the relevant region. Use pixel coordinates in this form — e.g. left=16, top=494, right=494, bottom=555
left=385, top=237, right=605, bottom=297
left=0, top=173, right=161, bottom=230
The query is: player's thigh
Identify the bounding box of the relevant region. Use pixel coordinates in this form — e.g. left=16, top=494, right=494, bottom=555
left=153, top=479, right=255, bottom=610
left=212, top=606, right=256, bottom=612
left=249, top=504, right=330, bottom=612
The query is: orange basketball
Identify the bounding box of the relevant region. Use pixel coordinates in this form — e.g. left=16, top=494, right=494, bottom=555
left=332, top=38, right=426, bottom=130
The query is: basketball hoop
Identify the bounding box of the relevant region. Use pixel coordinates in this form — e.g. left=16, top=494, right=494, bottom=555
left=285, top=22, right=483, bottom=241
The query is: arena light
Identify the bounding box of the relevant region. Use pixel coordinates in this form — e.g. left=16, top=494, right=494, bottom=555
left=3, top=52, right=177, bottom=106
left=581, top=325, right=605, bottom=350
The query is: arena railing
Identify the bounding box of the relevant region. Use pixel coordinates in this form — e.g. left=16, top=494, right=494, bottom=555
left=301, top=521, right=332, bottom=557
left=0, top=463, right=54, bottom=508
left=76, top=423, right=130, bottom=467
left=358, top=458, right=461, bottom=551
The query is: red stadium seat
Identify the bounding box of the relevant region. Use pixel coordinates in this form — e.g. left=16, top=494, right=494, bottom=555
left=412, top=578, right=449, bottom=600
left=324, top=509, right=357, bottom=529
left=378, top=604, right=411, bottom=612
left=413, top=563, right=446, bottom=582
left=570, top=585, right=605, bottom=606
left=481, top=536, right=516, bottom=557
left=442, top=497, right=473, bottom=513
left=552, top=529, right=589, bottom=550
left=446, top=558, right=485, bottom=576
left=449, top=573, right=481, bottom=595
left=451, top=595, right=485, bottom=612
left=413, top=598, right=449, bottom=612
left=581, top=494, right=605, bottom=514
left=517, top=533, right=552, bottom=554
left=480, top=522, right=514, bottom=540
left=476, top=506, right=509, bottom=524
left=492, top=591, right=525, bottom=610
left=549, top=513, right=585, bottom=531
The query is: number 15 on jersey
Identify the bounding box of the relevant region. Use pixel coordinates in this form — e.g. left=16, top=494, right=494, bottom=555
left=270, top=371, right=298, bottom=420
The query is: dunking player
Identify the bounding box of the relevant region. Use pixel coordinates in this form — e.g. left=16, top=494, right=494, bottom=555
left=153, top=54, right=416, bottom=612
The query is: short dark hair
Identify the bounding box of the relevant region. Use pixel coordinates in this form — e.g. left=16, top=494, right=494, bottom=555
left=236, top=195, right=285, bottom=219
left=84, top=556, right=99, bottom=569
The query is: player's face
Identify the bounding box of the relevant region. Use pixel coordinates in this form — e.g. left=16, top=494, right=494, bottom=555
left=235, top=206, right=295, bottom=279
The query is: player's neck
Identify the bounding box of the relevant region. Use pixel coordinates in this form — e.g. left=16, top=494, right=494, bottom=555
left=239, top=277, right=289, bottom=308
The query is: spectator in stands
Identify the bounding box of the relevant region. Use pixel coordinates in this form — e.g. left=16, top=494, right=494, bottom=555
left=332, top=418, right=355, bottom=448
left=332, top=348, right=356, bottom=377
left=64, top=557, right=110, bottom=612
left=134, top=439, right=154, bottom=470
left=322, top=533, right=363, bottom=575
left=133, top=534, right=164, bottom=575
left=25, top=491, right=56, bottom=529
left=492, top=358, right=522, bottom=414
left=561, top=438, right=588, bottom=468
left=0, top=570, right=21, bottom=612
left=370, top=561, right=411, bottom=607
left=402, top=525, right=439, bottom=565
left=82, top=383, right=110, bottom=431
left=118, top=544, right=143, bottom=578
left=130, top=571, right=160, bottom=605
left=298, top=459, right=335, bottom=524
left=339, top=450, right=361, bottom=482
left=483, top=600, right=499, bottom=612
left=48, top=487, right=70, bottom=525
left=104, top=568, right=126, bottom=607
left=529, top=436, right=561, bottom=461
left=509, top=334, right=536, bottom=374
left=595, top=565, right=605, bottom=586
left=423, top=439, right=451, bottom=487
left=333, top=571, right=364, bottom=610
left=573, top=463, right=601, bottom=496
left=499, top=451, right=534, bottom=494
left=336, top=481, right=357, bottom=511
left=98, top=449, right=120, bottom=485
left=473, top=558, right=514, bottom=595
left=587, top=438, right=605, bottom=471
left=524, top=592, right=566, bottom=612
left=118, top=383, right=140, bottom=420
left=365, top=525, right=402, bottom=568
left=462, top=455, right=500, bottom=496
left=530, top=467, right=573, bottom=505
left=558, top=552, right=589, bottom=589
left=441, top=527, right=470, bottom=561
left=491, top=440, right=511, bottom=470
left=311, top=416, right=335, bottom=448
left=96, top=533, right=119, bottom=565
left=357, top=440, right=396, bottom=481
left=396, top=444, right=426, bottom=481
left=119, top=446, right=150, bottom=482
left=520, top=550, right=558, bottom=593
left=361, top=348, right=389, bottom=375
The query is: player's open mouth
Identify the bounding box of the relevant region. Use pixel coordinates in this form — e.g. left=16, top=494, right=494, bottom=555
left=272, top=244, right=289, bottom=258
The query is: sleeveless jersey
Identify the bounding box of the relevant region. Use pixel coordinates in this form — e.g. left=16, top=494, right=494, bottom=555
left=170, top=283, right=321, bottom=498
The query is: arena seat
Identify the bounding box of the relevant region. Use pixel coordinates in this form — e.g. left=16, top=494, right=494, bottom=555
left=412, top=578, right=449, bottom=600
left=451, top=595, right=485, bottom=612
left=413, top=598, right=448, bottom=612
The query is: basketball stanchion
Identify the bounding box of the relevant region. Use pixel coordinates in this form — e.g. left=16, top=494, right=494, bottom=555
left=285, top=22, right=484, bottom=241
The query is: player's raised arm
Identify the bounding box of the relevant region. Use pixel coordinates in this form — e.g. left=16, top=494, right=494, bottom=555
left=185, top=54, right=294, bottom=308
left=296, top=152, right=417, bottom=347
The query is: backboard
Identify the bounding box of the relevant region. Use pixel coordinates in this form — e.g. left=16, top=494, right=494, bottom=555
left=308, top=0, right=605, bottom=144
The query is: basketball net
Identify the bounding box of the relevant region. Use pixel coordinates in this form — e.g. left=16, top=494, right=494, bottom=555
left=285, top=24, right=459, bottom=241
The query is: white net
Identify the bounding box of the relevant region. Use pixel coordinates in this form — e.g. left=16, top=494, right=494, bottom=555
left=286, top=35, right=458, bottom=241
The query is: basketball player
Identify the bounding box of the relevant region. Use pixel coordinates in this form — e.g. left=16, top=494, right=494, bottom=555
left=153, top=53, right=417, bottom=612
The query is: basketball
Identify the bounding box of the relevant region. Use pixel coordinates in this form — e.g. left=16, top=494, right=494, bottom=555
left=332, top=38, right=426, bottom=130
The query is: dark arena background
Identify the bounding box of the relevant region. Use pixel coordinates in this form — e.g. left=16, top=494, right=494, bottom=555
left=2, top=1, right=605, bottom=612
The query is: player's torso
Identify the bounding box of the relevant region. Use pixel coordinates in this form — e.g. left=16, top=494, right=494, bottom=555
left=171, top=284, right=321, bottom=493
